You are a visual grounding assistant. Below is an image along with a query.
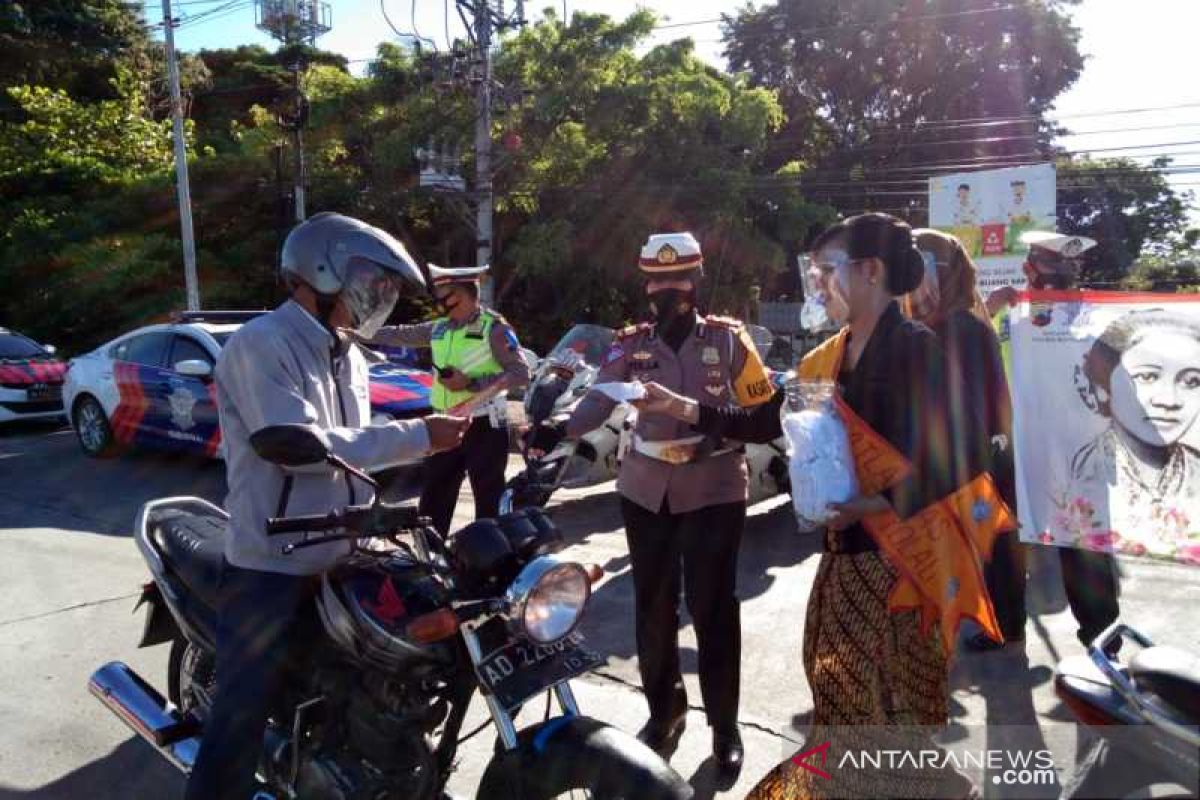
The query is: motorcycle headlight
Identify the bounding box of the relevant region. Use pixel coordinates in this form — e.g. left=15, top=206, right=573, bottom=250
left=504, top=555, right=590, bottom=644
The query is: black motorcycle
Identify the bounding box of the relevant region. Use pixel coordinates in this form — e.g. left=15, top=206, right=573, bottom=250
left=88, top=424, right=691, bottom=799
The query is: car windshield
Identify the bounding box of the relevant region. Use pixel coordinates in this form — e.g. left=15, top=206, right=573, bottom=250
left=210, top=332, right=233, bottom=347
left=547, top=325, right=615, bottom=367
left=0, top=333, right=48, bottom=360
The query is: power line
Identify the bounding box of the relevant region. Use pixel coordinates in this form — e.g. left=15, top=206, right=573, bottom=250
left=650, top=4, right=1020, bottom=34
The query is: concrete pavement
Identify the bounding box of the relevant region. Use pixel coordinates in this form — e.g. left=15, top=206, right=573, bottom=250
left=1, top=420, right=1198, bottom=799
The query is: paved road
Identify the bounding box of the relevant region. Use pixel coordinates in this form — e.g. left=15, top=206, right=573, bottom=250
left=1, top=419, right=1198, bottom=799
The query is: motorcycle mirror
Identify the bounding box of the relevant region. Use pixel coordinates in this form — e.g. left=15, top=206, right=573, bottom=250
left=249, top=424, right=333, bottom=466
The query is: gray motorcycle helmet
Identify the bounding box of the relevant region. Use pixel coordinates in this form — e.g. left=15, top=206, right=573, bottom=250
left=281, top=212, right=425, bottom=296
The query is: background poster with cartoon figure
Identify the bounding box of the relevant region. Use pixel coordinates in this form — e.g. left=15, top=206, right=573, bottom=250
left=928, top=164, right=1056, bottom=293
left=1011, top=290, right=1200, bottom=565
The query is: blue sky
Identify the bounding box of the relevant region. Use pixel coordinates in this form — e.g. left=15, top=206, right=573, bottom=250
left=146, top=0, right=1200, bottom=216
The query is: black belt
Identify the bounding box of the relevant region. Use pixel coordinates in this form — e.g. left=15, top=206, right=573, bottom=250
left=822, top=524, right=879, bottom=554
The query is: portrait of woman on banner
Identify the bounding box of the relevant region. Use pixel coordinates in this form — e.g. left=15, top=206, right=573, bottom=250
left=1048, top=308, right=1200, bottom=562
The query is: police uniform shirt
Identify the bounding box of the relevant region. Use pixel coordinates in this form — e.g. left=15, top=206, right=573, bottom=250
left=370, top=309, right=530, bottom=395
left=568, top=315, right=774, bottom=514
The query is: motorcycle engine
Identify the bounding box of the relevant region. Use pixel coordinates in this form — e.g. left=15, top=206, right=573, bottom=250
left=278, top=674, right=445, bottom=800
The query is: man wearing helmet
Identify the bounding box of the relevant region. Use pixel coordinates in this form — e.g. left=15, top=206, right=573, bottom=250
left=539, top=232, right=774, bottom=784
left=361, top=264, right=531, bottom=535
left=186, top=213, right=468, bottom=800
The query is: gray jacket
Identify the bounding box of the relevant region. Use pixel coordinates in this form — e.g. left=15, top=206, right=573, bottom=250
left=216, top=301, right=430, bottom=575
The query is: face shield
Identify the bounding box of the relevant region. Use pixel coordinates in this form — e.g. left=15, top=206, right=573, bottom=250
left=907, top=249, right=941, bottom=321
left=341, top=257, right=403, bottom=339
left=810, top=246, right=855, bottom=325
left=799, top=254, right=832, bottom=332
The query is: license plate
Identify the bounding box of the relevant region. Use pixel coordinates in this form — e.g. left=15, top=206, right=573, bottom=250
left=474, top=625, right=605, bottom=710
left=28, top=383, right=60, bottom=402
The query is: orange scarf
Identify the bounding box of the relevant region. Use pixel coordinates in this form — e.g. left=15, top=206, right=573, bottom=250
left=798, top=330, right=1011, bottom=658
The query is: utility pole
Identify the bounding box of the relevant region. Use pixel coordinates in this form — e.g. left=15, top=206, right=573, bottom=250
left=256, top=1, right=331, bottom=224
left=291, top=65, right=307, bottom=221
left=473, top=1, right=495, bottom=306
left=162, top=0, right=200, bottom=311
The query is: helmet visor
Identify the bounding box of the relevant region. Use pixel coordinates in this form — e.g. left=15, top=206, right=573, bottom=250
left=342, top=257, right=402, bottom=338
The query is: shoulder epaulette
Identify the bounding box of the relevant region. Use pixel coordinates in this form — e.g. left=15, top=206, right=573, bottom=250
left=616, top=322, right=652, bottom=339
left=704, top=315, right=743, bottom=331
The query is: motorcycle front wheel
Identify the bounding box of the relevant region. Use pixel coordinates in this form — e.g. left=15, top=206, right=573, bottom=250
left=475, top=716, right=692, bottom=800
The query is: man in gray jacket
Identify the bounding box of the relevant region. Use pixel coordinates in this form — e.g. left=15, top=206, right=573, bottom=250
left=187, top=213, right=468, bottom=800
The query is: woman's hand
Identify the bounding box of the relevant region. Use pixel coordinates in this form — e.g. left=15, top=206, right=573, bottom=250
left=632, top=381, right=699, bottom=423
left=825, top=495, right=889, bottom=531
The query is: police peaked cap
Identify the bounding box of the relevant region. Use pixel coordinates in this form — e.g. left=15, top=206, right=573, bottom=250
left=1020, top=231, right=1098, bottom=261
left=429, top=263, right=490, bottom=287
left=638, top=232, right=703, bottom=277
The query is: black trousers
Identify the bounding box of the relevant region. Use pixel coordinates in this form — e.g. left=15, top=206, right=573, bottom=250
left=983, top=446, right=1029, bottom=641
left=620, top=496, right=745, bottom=733
left=185, top=563, right=316, bottom=800
left=985, top=531, right=1029, bottom=641
left=419, top=416, right=509, bottom=535
left=1060, top=547, right=1121, bottom=646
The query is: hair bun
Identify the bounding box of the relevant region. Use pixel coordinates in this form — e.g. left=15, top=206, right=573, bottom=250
left=885, top=244, right=924, bottom=295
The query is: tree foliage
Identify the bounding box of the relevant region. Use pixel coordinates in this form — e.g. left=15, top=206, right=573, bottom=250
left=0, top=5, right=1193, bottom=355
left=723, top=0, right=1085, bottom=216
left=1057, top=157, right=1193, bottom=285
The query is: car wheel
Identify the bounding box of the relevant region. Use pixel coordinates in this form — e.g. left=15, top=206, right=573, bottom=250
left=74, top=395, right=117, bottom=458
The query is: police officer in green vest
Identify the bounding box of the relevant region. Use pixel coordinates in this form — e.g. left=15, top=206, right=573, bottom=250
left=367, top=264, right=530, bottom=534
left=981, top=231, right=1121, bottom=654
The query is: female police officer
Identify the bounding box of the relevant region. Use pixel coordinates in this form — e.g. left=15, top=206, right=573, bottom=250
left=547, top=232, right=774, bottom=783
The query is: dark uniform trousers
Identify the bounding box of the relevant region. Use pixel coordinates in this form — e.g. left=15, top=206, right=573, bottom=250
left=982, top=447, right=1120, bottom=646
left=620, top=496, right=745, bottom=733
left=1060, top=548, right=1120, bottom=646
left=420, top=416, right=509, bottom=535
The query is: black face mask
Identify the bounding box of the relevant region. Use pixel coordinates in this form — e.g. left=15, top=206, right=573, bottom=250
left=647, top=288, right=695, bottom=327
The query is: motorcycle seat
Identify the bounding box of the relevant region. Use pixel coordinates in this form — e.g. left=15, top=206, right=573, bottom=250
left=1129, top=645, right=1200, bottom=723
left=150, top=509, right=227, bottom=606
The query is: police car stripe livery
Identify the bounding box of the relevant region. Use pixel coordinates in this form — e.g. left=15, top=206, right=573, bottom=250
left=65, top=318, right=432, bottom=458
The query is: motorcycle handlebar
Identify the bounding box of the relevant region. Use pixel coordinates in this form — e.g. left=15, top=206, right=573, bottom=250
left=266, top=503, right=424, bottom=537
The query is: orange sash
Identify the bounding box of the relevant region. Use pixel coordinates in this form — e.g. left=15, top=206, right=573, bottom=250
left=797, top=331, right=1010, bottom=657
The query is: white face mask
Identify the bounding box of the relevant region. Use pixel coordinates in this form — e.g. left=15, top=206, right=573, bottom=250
left=799, top=254, right=833, bottom=331
left=341, top=258, right=401, bottom=339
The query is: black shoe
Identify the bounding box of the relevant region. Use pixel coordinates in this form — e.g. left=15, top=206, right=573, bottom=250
left=636, top=714, right=687, bottom=756
left=713, top=728, right=744, bottom=783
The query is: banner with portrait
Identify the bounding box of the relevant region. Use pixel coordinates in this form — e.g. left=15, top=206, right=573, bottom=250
left=1011, top=290, right=1200, bottom=565
left=928, top=164, right=1056, bottom=293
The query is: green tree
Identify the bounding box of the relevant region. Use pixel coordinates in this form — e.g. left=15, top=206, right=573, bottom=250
left=723, top=0, right=1084, bottom=218
left=1120, top=251, right=1200, bottom=293
left=1058, top=158, right=1194, bottom=286
left=487, top=11, right=832, bottom=347
left=0, top=0, right=150, bottom=113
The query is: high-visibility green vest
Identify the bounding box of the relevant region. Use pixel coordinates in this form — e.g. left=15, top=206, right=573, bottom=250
left=993, top=306, right=1012, bottom=381
left=430, top=311, right=502, bottom=411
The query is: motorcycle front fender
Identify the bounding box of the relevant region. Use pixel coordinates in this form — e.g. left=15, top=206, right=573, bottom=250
left=476, top=715, right=691, bottom=800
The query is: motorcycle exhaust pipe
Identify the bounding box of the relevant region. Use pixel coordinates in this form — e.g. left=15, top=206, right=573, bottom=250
left=88, top=661, right=200, bottom=773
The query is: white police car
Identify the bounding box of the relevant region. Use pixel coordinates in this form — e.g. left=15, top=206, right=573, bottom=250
left=64, top=311, right=432, bottom=458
